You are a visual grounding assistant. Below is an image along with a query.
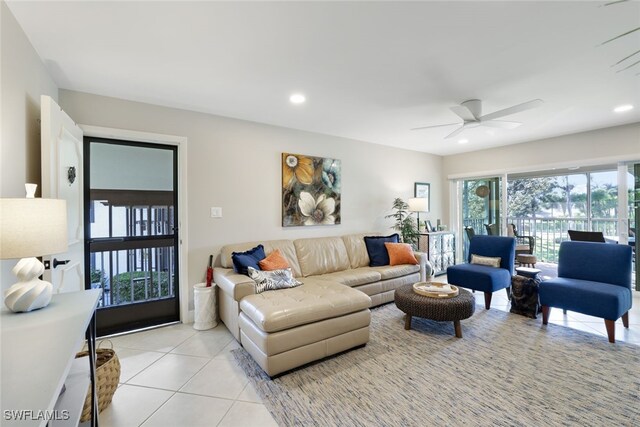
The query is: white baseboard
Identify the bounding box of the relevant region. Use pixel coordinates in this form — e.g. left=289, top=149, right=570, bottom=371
left=184, top=309, right=195, bottom=324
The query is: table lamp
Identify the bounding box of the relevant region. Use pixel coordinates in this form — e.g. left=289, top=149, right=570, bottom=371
left=408, top=197, right=429, bottom=231
left=0, top=187, right=67, bottom=312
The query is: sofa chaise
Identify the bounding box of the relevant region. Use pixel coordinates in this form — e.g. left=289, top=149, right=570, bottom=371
left=214, top=233, right=427, bottom=376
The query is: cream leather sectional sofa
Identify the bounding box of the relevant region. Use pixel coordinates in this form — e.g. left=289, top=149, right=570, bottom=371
left=214, top=233, right=427, bottom=376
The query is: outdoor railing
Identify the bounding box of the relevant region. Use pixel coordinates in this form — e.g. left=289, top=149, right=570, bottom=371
left=463, top=217, right=619, bottom=263
left=90, top=246, right=176, bottom=308
left=510, top=217, right=618, bottom=263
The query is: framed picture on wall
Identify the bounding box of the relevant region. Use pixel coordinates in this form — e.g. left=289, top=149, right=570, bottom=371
left=414, top=182, right=430, bottom=212
left=282, top=153, right=342, bottom=227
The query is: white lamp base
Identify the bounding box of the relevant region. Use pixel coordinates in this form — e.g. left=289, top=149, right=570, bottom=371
left=4, top=257, right=53, bottom=312
left=5, top=279, right=53, bottom=312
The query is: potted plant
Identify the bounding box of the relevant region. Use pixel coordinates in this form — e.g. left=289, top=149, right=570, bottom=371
left=385, top=198, right=420, bottom=249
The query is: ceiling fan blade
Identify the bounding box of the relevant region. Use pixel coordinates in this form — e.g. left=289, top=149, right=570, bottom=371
left=410, top=122, right=460, bottom=131
left=479, top=99, right=544, bottom=121
left=480, top=120, right=522, bottom=129
left=450, top=105, right=477, bottom=121
left=444, top=126, right=466, bottom=139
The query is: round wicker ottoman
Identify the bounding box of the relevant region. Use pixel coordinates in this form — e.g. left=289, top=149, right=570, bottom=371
left=517, top=254, right=537, bottom=267
left=394, top=284, right=475, bottom=338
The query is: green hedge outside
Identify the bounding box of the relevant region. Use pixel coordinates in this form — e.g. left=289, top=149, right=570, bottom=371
left=90, top=269, right=106, bottom=286
left=112, top=271, right=171, bottom=304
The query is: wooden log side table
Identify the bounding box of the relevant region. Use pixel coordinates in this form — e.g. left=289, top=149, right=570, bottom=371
left=515, top=266, right=542, bottom=279
left=394, top=284, right=475, bottom=338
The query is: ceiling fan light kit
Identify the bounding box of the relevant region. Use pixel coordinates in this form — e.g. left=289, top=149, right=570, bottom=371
left=412, top=98, right=544, bottom=139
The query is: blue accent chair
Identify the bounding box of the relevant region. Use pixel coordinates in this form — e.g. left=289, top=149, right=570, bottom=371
left=539, top=241, right=633, bottom=343
left=447, top=236, right=516, bottom=309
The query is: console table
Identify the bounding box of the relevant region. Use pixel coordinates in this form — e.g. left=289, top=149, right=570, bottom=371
left=1, top=289, right=101, bottom=427
left=418, top=232, right=456, bottom=276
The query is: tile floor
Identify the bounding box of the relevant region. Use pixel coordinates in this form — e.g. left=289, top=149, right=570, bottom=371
left=98, top=289, right=640, bottom=427
left=99, top=323, right=278, bottom=427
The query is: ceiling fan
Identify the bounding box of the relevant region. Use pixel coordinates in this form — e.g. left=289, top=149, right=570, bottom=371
left=411, top=99, right=544, bottom=139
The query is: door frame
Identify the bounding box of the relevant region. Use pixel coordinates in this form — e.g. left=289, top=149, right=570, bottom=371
left=40, top=95, right=85, bottom=293
left=81, top=125, right=190, bottom=324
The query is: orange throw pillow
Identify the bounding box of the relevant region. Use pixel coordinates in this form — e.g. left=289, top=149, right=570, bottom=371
left=258, top=249, right=290, bottom=271
left=384, top=242, right=419, bottom=266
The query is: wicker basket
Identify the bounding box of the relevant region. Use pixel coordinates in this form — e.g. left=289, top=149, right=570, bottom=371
left=75, top=347, right=121, bottom=422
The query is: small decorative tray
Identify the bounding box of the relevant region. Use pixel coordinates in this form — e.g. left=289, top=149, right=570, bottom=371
left=413, top=281, right=459, bottom=299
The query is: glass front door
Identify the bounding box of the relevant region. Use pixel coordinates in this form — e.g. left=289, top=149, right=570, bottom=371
left=84, top=138, right=179, bottom=336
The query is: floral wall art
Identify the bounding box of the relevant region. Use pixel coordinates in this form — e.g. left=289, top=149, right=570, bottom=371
left=282, top=153, right=341, bottom=227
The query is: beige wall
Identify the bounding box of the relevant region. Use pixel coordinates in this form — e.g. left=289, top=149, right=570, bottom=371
left=1, top=1, right=59, bottom=290
left=442, top=123, right=640, bottom=223
left=59, top=90, right=444, bottom=310
left=1, top=1, right=59, bottom=196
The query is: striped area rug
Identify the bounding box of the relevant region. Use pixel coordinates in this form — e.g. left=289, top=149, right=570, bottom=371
left=233, top=304, right=640, bottom=427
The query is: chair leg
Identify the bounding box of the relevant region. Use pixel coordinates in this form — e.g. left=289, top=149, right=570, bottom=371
left=563, top=309, right=567, bottom=315
left=542, top=306, right=550, bottom=325
left=505, top=287, right=511, bottom=299
left=622, top=312, right=629, bottom=328
left=484, top=292, right=492, bottom=310
left=604, top=319, right=616, bottom=343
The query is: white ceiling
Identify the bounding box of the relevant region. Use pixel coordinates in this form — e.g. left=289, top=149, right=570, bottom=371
left=7, top=1, right=640, bottom=156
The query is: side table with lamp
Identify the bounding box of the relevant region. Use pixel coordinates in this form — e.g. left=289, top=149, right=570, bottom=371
left=0, top=187, right=100, bottom=426
left=417, top=231, right=456, bottom=276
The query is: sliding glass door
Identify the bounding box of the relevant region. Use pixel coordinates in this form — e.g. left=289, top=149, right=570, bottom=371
left=461, top=177, right=501, bottom=260
left=633, top=163, right=639, bottom=290
left=505, top=169, right=624, bottom=263
left=84, top=138, right=179, bottom=336
left=456, top=163, right=638, bottom=290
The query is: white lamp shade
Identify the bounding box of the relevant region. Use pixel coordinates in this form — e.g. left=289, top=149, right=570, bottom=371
left=407, top=197, right=429, bottom=213
left=0, top=198, right=68, bottom=259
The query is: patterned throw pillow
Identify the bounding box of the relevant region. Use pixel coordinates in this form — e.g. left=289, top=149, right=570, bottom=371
left=258, top=249, right=290, bottom=271
left=471, top=254, right=501, bottom=268
left=247, top=267, right=302, bottom=294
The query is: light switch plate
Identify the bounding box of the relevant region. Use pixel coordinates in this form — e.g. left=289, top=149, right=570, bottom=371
left=210, top=207, right=222, bottom=218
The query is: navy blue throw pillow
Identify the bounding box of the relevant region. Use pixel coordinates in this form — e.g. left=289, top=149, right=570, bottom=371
left=364, top=234, right=400, bottom=267
left=232, top=244, right=266, bottom=275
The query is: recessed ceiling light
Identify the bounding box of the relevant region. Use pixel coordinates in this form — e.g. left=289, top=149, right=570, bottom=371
left=458, top=139, right=469, bottom=144
left=614, top=104, right=633, bottom=113
left=289, top=94, right=306, bottom=104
